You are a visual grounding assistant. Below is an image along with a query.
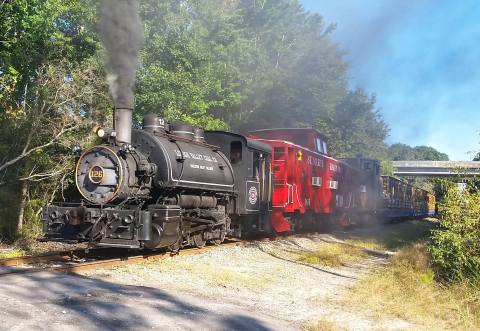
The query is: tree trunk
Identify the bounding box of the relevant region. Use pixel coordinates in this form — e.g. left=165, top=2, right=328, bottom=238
left=17, top=181, right=28, bottom=235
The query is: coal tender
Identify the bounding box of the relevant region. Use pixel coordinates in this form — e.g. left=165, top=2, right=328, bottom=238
left=43, top=109, right=235, bottom=250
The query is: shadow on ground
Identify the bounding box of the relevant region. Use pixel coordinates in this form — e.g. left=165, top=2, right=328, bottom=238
left=0, top=270, right=292, bottom=331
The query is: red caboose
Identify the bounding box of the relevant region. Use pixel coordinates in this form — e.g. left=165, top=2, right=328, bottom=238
left=248, top=128, right=359, bottom=233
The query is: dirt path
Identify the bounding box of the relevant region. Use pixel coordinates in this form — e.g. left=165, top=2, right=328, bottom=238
left=88, top=231, right=415, bottom=330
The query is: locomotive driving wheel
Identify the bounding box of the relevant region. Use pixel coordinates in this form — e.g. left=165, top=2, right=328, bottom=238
left=209, top=224, right=226, bottom=245
left=193, top=231, right=206, bottom=248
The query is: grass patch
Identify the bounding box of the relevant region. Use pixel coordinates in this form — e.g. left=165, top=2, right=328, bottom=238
left=344, top=238, right=384, bottom=251
left=347, top=242, right=480, bottom=330
left=298, top=243, right=368, bottom=267
left=0, top=248, right=27, bottom=259
left=335, top=219, right=438, bottom=251
left=303, top=319, right=340, bottom=331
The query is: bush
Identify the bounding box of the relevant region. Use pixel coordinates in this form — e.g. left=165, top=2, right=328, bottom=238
left=429, top=185, right=480, bottom=282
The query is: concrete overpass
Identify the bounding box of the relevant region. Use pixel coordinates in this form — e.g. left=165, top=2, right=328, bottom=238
left=392, top=161, right=480, bottom=177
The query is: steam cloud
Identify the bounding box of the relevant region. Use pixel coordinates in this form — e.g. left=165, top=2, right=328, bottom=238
left=99, top=0, right=144, bottom=109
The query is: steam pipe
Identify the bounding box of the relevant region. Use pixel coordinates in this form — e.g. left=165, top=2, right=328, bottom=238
left=114, top=107, right=133, bottom=144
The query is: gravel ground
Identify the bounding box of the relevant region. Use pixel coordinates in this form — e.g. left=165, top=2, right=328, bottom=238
left=0, top=228, right=421, bottom=330
left=0, top=270, right=295, bottom=331
left=86, top=233, right=414, bottom=330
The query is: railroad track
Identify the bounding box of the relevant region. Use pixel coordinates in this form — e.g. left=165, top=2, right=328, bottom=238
left=0, top=240, right=245, bottom=277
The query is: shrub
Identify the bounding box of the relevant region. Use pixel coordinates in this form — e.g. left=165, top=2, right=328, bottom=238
left=429, top=185, right=480, bottom=283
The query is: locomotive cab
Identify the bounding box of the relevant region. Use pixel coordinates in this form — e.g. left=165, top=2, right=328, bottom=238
left=205, top=131, right=273, bottom=235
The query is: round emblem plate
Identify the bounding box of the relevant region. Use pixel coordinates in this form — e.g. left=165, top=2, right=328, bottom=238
left=248, top=186, right=258, bottom=205
left=88, top=165, right=105, bottom=184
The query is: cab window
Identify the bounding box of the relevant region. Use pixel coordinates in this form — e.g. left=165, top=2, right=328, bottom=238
left=230, top=141, right=243, bottom=164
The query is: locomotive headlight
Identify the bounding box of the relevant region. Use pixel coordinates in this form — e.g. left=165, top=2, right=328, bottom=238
left=92, top=126, right=106, bottom=138
left=96, top=128, right=105, bottom=138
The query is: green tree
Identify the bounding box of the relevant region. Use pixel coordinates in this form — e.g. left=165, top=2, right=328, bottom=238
left=388, top=143, right=449, bottom=161
left=413, top=146, right=449, bottom=161
left=316, top=89, right=388, bottom=158
left=0, top=0, right=98, bottom=97
left=430, top=184, right=480, bottom=283
left=388, top=143, right=417, bottom=161
left=0, top=0, right=103, bottom=237
left=136, top=0, right=244, bottom=129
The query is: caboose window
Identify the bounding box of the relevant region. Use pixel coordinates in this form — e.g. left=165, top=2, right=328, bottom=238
left=315, top=138, right=323, bottom=153
left=230, top=141, right=243, bottom=164
left=323, top=142, right=328, bottom=155
left=312, top=177, right=322, bottom=187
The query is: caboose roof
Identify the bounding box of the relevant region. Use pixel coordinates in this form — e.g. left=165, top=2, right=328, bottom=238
left=248, top=128, right=328, bottom=141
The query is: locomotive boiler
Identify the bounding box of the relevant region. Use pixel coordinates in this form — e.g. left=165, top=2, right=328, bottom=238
left=43, top=108, right=236, bottom=250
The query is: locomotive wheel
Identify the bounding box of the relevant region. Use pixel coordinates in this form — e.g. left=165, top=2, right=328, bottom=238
left=209, top=225, right=226, bottom=245
left=193, top=231, right=206, bottom=248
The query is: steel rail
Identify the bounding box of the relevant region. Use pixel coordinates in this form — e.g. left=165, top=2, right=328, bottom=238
left=0, top=241, right=245, bottom=277
left=0, top=249, right=88, bottom=267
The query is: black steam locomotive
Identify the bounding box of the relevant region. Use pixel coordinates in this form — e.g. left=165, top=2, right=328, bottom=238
left=43, top=109, right=272, bottom=250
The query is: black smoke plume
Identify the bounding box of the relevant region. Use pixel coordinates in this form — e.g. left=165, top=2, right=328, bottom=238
left=99, top=0, right=144, bottom=109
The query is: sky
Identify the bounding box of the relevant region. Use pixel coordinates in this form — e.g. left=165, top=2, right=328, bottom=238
left=301, top=0, right=480, bottom=160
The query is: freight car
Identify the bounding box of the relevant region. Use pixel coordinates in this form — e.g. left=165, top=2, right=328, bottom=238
left=381, top=175, right=436, bottom=219
left=42, top=111, right=435, bottom=249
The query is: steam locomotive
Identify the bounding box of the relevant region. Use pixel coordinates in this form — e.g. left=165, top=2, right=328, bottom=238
left=42, top=108, right=435, bottom=250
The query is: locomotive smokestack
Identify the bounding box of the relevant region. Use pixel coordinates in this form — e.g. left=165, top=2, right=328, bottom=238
left=114, top=107, right=133, bottom=144
left=99, top=0, right=144, bottom=144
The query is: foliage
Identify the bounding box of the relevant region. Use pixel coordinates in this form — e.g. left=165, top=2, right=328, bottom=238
left=388, top=143, right=449, bottom=161
left=0, top=0, right=104, bottom=237
left=316, top=89, right=388, bottom=158
left=350, top=242, right=480, bottom=330
left=0, top=61, right=109, bottom=237
left=297, top=243, right=367, bottom=267
left=380, top=160, right=395, bottom=176
left=135, top=0, right=389, bottom=157
left=0, top=0, right=98, bottom=98
left=429, top=184, right=480, bottom=283
left=0, top=0, right=393, bottom=239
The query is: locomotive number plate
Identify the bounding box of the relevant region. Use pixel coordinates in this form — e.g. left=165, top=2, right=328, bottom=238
left=88, top=166, right=105, bottom=184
